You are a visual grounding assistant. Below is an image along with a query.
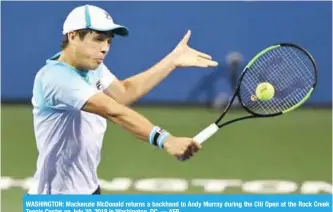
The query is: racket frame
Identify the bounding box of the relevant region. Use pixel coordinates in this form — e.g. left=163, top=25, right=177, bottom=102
left=214, top=43, right=318, bottom=128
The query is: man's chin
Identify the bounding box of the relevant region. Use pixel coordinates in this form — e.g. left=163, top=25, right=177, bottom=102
left=88, top=63, right=101, bottom=70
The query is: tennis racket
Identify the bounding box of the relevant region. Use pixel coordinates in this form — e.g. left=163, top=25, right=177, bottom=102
left=180, top=43, right=317, bottom=160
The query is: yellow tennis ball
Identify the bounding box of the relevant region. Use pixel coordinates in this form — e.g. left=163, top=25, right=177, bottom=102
left=256, top=82, right=275, bottom=101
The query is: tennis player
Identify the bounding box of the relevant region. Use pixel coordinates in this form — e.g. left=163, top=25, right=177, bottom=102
left=28, top=4, right=218, bottom=194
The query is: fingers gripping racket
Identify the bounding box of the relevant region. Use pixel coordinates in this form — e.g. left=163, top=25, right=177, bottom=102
left=186, top=43, right=317, bottom=157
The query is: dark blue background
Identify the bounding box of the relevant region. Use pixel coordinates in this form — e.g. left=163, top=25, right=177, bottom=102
left=2, top=1, right=331, bottom=104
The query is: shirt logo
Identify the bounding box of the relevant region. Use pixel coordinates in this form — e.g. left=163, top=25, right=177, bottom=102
left=96, top=80, right=104, bottom=90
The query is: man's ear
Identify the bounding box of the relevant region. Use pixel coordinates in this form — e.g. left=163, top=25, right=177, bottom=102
left=67, top=31, right=79, bottom=46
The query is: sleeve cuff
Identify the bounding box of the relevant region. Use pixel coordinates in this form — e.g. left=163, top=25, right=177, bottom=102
left=76, top=88, right=101, bottom=110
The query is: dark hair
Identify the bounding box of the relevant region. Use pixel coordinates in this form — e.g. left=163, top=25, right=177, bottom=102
left=61, top=29, right=114, bottom=50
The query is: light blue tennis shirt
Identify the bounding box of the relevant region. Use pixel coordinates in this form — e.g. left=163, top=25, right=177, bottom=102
left=28, top=53, right=115, bottom=194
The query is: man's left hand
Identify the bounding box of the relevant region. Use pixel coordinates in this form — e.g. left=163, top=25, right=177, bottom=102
left=169, top=30, right=219, bottom=68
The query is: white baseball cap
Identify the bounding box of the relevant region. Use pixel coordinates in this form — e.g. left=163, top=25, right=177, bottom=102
left=63, top=4, right=129, bottom=36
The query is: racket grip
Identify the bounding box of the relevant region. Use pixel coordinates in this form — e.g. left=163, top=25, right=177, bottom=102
left=193, top=123, right=219, bottom=144
left=177, top=123, right=219, bottom=161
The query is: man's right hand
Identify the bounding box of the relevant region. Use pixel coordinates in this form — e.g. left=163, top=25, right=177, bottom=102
left=163, top=135, right=202, bottom=160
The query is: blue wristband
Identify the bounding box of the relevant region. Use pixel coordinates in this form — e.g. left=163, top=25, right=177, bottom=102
left=149, top=126, right=170, bottom=148
left=157, top=131, right=170, bottom=148
left=149, top=126, right=159, bottom=146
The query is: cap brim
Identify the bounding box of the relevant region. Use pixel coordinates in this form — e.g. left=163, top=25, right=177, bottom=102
left=89, top=24, right=129, bottom=36
left=110, top=25, right=129, bottom=36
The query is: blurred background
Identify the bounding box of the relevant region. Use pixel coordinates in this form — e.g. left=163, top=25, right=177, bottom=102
left=1, top=1, right=332, bottom=211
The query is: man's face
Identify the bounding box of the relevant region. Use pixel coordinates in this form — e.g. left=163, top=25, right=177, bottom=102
left=73, top=31, right=113, bottom=70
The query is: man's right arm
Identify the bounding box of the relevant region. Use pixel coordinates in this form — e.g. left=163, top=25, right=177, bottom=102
left=82, top=92, right=154, bottom=141
left=82, top=92, right=201, bottom=159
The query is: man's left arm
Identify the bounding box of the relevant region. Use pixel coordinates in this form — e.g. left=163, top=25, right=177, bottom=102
left=103, top=54, right=177, bottom=105
left=104, top=30, right=218, bottom=105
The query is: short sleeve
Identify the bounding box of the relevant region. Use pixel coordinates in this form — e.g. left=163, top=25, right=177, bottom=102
left=41, top=67, right=99, bottom=110
left=99, top=63, right=116, bottom=89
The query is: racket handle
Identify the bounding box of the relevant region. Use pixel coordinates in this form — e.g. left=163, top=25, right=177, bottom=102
left=177, top=123, right=219, bottom=161
left=193, top=123, right=219, bottom=144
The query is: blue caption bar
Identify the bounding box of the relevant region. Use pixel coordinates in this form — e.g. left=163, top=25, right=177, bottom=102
left=23, top=194, right=332, bottom=212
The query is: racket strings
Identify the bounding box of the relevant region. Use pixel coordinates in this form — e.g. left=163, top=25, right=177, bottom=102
left=248, top=47, right=314, bottom=113
left=260, top=49, right=312, bottom=108
left=277, top=48, right=314, bottom=105
left=247, top=50, right=312, bottom=113
left=239, top=46, right=316, bottom=115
